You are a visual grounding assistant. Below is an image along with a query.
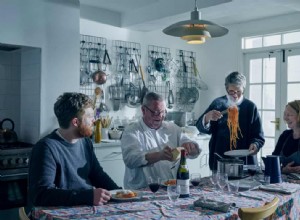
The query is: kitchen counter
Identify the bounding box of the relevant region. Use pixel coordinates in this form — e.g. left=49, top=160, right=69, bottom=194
left=93, top=140, right=121, bottom=148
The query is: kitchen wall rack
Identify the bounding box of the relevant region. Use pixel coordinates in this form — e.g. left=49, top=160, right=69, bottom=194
left=175, top=49, right=198, bottom=112
left=110, top=40, right=142, bottom=110
left=80, top=34, right=110, bottom=112
left=147, top=45, right=172, bottom=100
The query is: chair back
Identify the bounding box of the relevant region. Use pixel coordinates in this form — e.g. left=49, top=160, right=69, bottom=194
left=238, top=197, right=279, bottom=220
left=19, top=207, right=30, bottom=220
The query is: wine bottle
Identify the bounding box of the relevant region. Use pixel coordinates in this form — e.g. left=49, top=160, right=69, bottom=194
left=176, top=149, right=190, bottom=198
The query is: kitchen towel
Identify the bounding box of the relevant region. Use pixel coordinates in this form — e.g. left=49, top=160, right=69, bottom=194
left=193, top=198, right=235, bottom=212
left=259, top=182, right=300, bottom=194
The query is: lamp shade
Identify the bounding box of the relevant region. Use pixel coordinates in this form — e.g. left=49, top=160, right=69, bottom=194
left=163, top=2, right=228, bottom=43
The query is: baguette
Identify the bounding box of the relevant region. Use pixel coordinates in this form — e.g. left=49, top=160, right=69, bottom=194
left=171, top=147, right=184, bottom=161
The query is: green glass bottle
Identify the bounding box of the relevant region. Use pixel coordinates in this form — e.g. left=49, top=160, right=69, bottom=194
left=176, top=149, right=190, bottom=198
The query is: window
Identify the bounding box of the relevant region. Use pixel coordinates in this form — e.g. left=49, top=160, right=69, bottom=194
left=242, top=30, right=300, bottom=49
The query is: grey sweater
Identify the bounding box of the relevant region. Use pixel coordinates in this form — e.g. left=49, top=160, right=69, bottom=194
left=28, top=130, right=120, bottom=207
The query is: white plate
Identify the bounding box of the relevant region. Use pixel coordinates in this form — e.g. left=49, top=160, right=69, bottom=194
left=224, top=149, right=251, bottom=157
left=110, top=190, right=141, bottom=201
left=230, top=179, right=261, bottom=190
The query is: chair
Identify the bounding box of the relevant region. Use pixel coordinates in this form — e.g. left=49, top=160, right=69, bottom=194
left=238, top=197, right=279, bottom=220
left=19, top=207, right=30, bottom=220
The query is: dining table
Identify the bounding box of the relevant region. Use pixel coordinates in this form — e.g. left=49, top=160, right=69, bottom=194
left=32, top=175, right=300, bottom=220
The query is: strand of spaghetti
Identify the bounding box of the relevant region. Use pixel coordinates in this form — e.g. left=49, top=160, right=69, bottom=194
left=227, top=106, right=243, bottom=150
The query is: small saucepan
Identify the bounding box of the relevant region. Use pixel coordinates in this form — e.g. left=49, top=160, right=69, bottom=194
left=92, top=70, right=108, bottom=85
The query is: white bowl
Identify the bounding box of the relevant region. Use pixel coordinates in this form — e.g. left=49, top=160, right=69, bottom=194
left=108, top=129, right=123, bottom=139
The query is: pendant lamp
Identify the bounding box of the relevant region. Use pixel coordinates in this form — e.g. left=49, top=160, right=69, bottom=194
left=163, top=0, right=228, bottom=44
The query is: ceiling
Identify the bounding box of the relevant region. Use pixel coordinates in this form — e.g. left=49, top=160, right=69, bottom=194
left=79, top=0, right=300, bottom=32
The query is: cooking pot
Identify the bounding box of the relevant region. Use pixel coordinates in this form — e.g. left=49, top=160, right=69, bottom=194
left=155, top=58, right=166, bottom=72
left=92, top=70, right=108, bottom=85
left=217, top=158, right=244, bottom=178
left=0, top=118, right=18, bottom=143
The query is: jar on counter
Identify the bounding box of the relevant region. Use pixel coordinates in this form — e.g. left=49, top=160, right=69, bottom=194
left=94, top=120, right=102, bottom=143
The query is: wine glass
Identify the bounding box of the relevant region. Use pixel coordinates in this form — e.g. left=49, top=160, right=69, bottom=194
left=246, top=165, right=258, bottom=181
left=209, top=170, right=218, bottom=191
left=148, top=177, right=160, bottom=193
left=167, top=184, right=180, bottom=207
left=217, top=173, right=228, bottom=194
left=191, top=173, right=201, bottom=187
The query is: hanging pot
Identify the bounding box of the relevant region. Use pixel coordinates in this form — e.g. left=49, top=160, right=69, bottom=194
left=154, top=58, right=166, bottom=72
left=0, top=118, right=18, bottom=143
left=92, top=70, right=108, bottom=85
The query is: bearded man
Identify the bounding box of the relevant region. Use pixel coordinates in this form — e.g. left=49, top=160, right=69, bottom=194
left=28, top=92, right=120, bottom=208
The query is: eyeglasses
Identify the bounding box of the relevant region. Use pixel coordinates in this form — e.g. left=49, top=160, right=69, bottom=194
left=227, top=89, right=243, bottom=96
left=143, top=105, right=166, bottom=117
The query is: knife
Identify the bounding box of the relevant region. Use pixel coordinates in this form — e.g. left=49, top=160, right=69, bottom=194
left=238, top=192, right=264, bottom=200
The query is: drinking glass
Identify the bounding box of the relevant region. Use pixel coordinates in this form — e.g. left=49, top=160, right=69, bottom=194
left=191, top=173, right=201, bottom=186
left=228, top=180, right=239, bottom=195
left=217, top=173, right=228, bottom=193
left=209, top=170, right=218, bottom=191
left=263, top=175, right=270, bottom=185
left=246, top=165, right=258, bottom=181
left=148, top=177, right=160, bottom=193
left=167, top=184, right=180, bottom=207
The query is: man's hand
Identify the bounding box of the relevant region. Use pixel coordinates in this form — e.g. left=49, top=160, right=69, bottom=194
left=182, top=142, right=199, bottom=156
left=158, top=146, right=173, bottom=161
left=248, top=143, right=258, bottom=155
left=204, top=110, right=222, bottom=124
left=93, top=188, right=111, bottom=206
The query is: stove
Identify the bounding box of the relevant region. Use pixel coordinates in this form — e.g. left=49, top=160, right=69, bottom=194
left=0, top=142, right=33, bottom=181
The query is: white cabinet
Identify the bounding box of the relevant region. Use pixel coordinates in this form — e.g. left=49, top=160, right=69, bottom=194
left=93, top=142, right=125, bottom=188
left=187, top=136, right=210, bottom=177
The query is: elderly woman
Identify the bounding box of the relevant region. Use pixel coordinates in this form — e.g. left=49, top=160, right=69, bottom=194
left=272, top=100, right=300, bottom=174
left=196, top=71, right=265, bottom=170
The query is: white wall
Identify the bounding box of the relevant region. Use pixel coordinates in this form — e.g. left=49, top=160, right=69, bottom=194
left=0, top=0, right=80, bottom=142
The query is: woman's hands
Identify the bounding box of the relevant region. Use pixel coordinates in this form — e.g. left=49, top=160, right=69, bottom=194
left=282, top=161, right=300, bottom=173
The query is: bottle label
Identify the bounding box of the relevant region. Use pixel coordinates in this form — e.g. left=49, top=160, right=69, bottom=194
left=177, top=179, right=190, bottom=195
left=180, top=165, right=188, bottom=169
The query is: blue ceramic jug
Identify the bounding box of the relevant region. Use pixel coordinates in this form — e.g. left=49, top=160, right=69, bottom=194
left=261, top=155, right=282, bottom=184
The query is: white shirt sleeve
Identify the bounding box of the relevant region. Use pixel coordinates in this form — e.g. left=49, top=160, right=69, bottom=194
left=202, top=114, right=211, bottom=130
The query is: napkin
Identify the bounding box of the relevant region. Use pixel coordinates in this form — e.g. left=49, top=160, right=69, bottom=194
left=193, top=198, right=235, bottom=212
left=259, top=184, right=298, bottom=194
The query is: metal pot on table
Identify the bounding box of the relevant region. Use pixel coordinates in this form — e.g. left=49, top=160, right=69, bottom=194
left=217, top=158, right=244, bottom=178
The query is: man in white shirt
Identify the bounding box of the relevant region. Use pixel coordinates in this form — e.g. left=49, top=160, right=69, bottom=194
left=121, top=92, right=201, bottom=189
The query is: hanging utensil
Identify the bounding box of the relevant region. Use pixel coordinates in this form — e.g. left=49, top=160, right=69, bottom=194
left=139, top=64, right=149, bottom=104
left=167, top=81, right=174, bottom=109
left=102, top=49, right=112, bottom=65
left=125, top=83, right=141, bottom=108
left=92, top=70, right=108, bottom=85
left=180, top=50, right=187, bottom=73
left=191, top=57, right=208, bottom=90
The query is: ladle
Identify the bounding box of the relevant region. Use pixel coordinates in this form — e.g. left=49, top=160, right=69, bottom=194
left=214, top=152, right=223, bottom=160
